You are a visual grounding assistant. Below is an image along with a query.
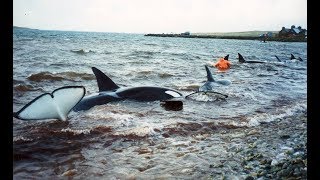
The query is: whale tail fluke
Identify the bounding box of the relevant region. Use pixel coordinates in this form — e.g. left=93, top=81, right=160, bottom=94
left=92, top=67, right=120, bottom=92
left=14, top=86, right=86, bottom=121
left=238, top=53, right=246, bottom=63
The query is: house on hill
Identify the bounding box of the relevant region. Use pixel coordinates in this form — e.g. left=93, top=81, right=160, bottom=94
left=180, top=31, right=190, bottom=36
left=279, top=25, right=307, bottom=37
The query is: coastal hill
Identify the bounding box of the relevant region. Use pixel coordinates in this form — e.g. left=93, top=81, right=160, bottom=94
left=145, top=30, right=307, bottom=42
left=192, top=31, right=278, bottom=37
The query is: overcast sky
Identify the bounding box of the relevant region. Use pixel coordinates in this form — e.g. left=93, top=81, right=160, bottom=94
left=13, top=0, right=307, bottom=34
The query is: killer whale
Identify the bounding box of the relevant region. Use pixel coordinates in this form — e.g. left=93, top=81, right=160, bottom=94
left=72, top=67, right=183, bottom=111
left=274, top=54, right=303, bottom=62
left=186, top=65, right=230, bottom=99
left=15, top=65, right=236, bottom=120
left=237, top=53, right=265, bottom=64
left=198, top=65, right=231, bottom=92
left=14, top=67, right=183, bottom=120
left=290, top=54, right=303, bottom=61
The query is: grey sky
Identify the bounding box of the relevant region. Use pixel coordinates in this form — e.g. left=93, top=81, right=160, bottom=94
left=13, top=0, right=307, bottom=33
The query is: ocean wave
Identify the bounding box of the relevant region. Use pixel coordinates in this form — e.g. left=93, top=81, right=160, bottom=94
left=128, top=50, right=158, bottom=59
left=27, top=71, right=95, bottom=82
left=161, top=122, right=241, bottom=137
left=13, top=79, right=25, bottom=85
left=90, top=125, right=113, bottom=135
left=174, top=84, right=199, bottom=91
left=126, top=69, right=174, bottom=79
left=112, top=126, right=155, bottom=138
left=85, top=110, right=136, bottom=127
left=61, top=128, right=91, bottom=135
left=247, top=101, right=307, bottom=127
left=137, top=70, right=153, bottom=75
left=14, top=84, right=40, bottom=92
left=70, top=49, right=95, bottom=55
left=13, top=136, right=33, bottom=143
left=18, top=37, right=34, bottom=41
left=158, top=72, right=174, bottom=78
left=126, top=70, right=153, bottom=78
left=28, top=72, right=67, bottom=82
left=144, top=43, right=158, bottom=46
left=186, top=92, right=227, bottom=102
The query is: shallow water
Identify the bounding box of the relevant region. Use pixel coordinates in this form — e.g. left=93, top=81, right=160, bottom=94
left=13, top=27, right=307, bottom=178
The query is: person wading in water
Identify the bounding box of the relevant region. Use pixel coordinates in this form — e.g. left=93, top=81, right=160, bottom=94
left=213, top=54, right=231, bottom=71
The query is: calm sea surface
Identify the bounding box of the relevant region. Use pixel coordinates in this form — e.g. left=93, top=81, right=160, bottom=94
left=13, top=27, right=307, bottom=178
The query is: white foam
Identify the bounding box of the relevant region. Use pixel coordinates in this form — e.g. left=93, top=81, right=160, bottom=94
left=13, top=136, right=32, bottom=142
left=113, top=126, right=155, bottom=137
left=247, top=102, right=307, bottom=127
left=61, top=128, right=91, bottom=135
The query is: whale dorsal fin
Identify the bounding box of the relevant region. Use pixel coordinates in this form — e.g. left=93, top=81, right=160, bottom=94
left=275, top=55, right=282, bottom=62
left=205, top=65, right=215, bottom=82
left=92, top=67, right=120, bottom=92
left=238, top=53, right=246, bottom=63
left=290, top=54, right=296, bottom=60
left=224, top=54, right=229, bottom=60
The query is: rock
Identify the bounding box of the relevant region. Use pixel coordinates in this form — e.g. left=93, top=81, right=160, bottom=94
left=277, top=169, right=291, bottom=177
left=247, top=129, right=259, bottom=135
left=245, top=176, right=254, bottom=180
left=280, top=134, right=290, bottom=139
left=61, top=169, right=77, bottom=176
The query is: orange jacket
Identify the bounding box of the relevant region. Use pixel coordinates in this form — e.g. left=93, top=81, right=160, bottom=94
left=214, top=58, right=231, bottom=71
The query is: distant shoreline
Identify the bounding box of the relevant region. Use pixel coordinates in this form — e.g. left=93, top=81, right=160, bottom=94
left=13, top=26, right=306, bottom=42
left=144, top=33, right=307, bottom=42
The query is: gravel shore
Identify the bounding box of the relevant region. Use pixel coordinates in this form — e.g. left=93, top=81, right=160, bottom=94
left=91, top=111, right=307, bottom=179
left=206, top=112, right=307, bottom=179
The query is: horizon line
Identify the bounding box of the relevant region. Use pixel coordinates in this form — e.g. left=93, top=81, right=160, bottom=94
left=13, top=25, right=291, bottom=35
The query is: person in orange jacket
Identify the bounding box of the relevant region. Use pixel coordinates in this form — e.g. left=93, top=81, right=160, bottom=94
left=213, top=54, right=231, bottom=71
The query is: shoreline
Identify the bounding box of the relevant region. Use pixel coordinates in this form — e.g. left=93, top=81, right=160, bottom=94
left=144, top=33, right=307, bottom=42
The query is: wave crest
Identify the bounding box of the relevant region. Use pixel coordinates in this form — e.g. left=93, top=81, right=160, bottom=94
left=70, top=49, right=95, bottom=55
left=28, top=71, right=95, bottom=82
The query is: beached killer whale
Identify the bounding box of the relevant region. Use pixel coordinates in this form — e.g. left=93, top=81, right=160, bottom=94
left=199, top=65, right=231, bottom=92
left=14, top=67, right=183, bottom=121
left=73, top=67, right=183, bottom=111
left=186, top=65, right=231, bottom=99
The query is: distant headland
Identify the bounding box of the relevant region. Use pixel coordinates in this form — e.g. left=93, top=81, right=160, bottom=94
left=13, top=25, right=306, bottom=42
left=145, top=25, right=307, bottom=42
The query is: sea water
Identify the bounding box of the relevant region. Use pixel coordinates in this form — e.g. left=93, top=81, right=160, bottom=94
left=13, top=27, right=307, bottom=178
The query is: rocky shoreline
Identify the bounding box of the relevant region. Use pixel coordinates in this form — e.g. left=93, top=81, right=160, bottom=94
left=86, top=111, right=308, bottom=179
left=214, top=112, right=307, bottom=179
